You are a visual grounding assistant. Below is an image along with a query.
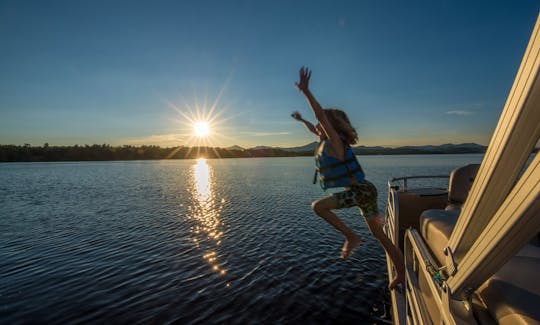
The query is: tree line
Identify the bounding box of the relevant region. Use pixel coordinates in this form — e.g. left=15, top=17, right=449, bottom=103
left=0, top=144, right=309, bottom=162
left=0, top=142, right=509, bottom=163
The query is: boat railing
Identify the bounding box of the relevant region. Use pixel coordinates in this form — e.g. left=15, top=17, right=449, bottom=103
left=389, top=175, right=449, bottom=192
left=404, top=229, right=441, bottom=324
left=386, top=175, right=449, bottom=245
left=385, top=183, right=399, bottom=245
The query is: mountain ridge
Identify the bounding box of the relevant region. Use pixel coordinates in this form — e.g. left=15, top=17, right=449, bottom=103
left=239, top=142, right=487, bottom=154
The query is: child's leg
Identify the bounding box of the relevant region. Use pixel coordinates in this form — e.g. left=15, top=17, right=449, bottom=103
left=312, top=196, right=362, bottom=258
left=364, top=214, right=405, bottom=290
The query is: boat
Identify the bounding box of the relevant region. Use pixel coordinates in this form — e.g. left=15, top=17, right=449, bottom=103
left=383, top=13, right=540, bottom=325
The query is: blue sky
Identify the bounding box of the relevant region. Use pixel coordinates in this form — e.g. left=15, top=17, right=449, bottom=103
left=1, top=1, right=539, bottom=148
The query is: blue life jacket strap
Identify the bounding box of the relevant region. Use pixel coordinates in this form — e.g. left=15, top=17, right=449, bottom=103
left=316, top=157, right=357, bottom=171
left=320, top=167, right=364, bottom=182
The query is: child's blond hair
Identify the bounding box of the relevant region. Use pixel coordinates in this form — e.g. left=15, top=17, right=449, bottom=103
left=324, top=108, right=358, bottom=145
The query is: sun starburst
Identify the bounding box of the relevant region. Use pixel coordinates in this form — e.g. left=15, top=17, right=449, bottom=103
left=193, top=121, right=210, bottom=137
left=165, top=90, right=236, bottom=158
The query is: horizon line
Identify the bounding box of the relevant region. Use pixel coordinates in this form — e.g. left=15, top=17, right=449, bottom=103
left=0, top=141, right=488, bottom=150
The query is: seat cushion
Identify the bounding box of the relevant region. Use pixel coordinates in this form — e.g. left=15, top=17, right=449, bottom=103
left=447, top=164, right=480, bottom=206
left=478, top=246, right=540, bottom=325
left=419, top=209, right=460, bottom=265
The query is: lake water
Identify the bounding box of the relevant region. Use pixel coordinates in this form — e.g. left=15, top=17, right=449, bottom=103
left=0, top=154, right=483, bottom=324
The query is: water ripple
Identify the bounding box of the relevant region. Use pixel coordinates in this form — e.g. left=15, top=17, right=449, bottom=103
left=0, top=156, right=484, bottom=323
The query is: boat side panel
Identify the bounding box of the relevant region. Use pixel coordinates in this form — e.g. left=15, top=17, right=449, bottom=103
left=396, top=190, right=447, bottom=249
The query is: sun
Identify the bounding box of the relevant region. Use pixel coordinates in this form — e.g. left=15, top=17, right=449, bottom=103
left=165, top=89, right=238, bottom=159
left=194, top=121, right=210, bottom=137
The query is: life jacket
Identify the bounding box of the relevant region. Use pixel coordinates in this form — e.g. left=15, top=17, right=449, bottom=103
left=314, top=140, right=365, bottom=190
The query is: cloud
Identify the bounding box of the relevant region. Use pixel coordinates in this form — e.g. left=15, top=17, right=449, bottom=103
left=445, top=110, right=475, bottom=116
left=120, top=133, right=187, bottom=147
left=242, top=131, right=290, bottom=137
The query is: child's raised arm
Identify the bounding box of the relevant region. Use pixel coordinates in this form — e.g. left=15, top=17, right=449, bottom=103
left=295, top=67, right=344, bottom=158
left=291, top=111, right=318, bottom=136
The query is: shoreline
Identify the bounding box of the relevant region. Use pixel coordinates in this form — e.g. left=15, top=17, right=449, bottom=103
left=0, top=145, right=489, bottom=163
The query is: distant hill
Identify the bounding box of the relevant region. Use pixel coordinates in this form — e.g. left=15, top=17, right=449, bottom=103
left=248, top=145, right=275, bottom=150
left=279, top=142, right=487, bottom=155
left=352, top=143, right=487, bottom=155
left=282, top=141, right=318, bottom=152
left=226, top=145, right=245, bottom=151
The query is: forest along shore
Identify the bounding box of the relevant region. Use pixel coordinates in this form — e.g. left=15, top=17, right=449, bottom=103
left=0, top=143, right=492, bottom=162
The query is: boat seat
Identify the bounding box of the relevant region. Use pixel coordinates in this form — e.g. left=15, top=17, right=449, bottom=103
left=420, top=212, right=540, bottom=324
left=419, top=164, right=480, bottom=264
left=445, top=163, right=480, bottom=211
left=419, top=163, right=540, bottom=324
left=419, top=209, right=460, bottom=265
left=477, top=244, right=540, bottom=325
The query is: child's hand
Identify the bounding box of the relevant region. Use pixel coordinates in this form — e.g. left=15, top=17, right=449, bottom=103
left=295, top=66, right=311, bottom=92
left=291, top=111, right=302, bottom=121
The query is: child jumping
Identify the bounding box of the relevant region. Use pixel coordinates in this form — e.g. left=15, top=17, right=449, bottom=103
left=293, top=67, right=404, bottom=289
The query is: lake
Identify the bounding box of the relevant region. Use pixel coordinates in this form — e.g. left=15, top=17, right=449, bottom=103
left=0, top=154, right=483, bottom=324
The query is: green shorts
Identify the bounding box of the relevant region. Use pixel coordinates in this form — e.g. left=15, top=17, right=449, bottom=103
left=332, top=180, right=379, bottom=218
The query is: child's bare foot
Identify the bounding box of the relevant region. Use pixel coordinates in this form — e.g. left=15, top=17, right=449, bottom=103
left=341, top=235, right=363, bottom=259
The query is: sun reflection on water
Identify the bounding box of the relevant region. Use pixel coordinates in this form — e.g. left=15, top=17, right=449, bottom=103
left=194, top=158, right=211, bottom=201
left=190, top=158, right=227, bottom=277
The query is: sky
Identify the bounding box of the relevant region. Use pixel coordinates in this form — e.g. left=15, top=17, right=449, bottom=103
left=1, top=1, right=539, bottom=148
